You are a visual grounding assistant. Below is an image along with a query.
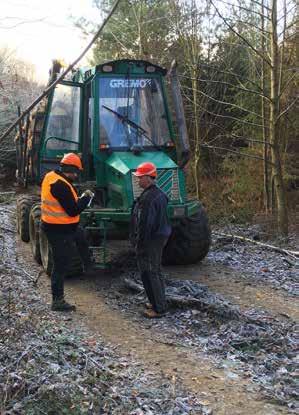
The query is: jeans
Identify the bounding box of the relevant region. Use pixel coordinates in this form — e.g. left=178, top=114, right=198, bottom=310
left=45, top=226, right=91, bottom=301
left=136, top=238, right=168, bottom=313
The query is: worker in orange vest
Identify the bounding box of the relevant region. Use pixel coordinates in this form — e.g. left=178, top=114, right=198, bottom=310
left=41, top=153, right=94, bottom=311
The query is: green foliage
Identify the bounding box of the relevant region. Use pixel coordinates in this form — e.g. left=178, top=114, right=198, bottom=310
left=75, top=0, right=175, bottom=66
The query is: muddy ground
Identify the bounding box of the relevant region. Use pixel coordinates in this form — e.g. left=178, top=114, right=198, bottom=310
left=0, top=194, right=298, bottom=414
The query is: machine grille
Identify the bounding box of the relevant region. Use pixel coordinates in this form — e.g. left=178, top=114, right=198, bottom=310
left=131, top=168, right=180, bottom=201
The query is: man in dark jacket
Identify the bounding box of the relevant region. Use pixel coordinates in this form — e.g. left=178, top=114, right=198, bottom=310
left=41, top=153, right=94, bottom=312
left=131, top=162, right=171, bottom=318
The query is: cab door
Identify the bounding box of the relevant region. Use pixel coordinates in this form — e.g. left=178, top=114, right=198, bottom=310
left=39, top=81, right=82, bottom=177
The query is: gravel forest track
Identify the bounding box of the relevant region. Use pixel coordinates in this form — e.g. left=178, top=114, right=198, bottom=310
left=32, top=259, right=296, bottom=414
left=42, top=273, right=292, bottom=415
left=6, top=202, right=297, bottom=414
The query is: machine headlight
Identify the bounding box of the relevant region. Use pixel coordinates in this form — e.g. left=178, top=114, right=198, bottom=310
left=146, top=65, right=156, bottom=73
left=102, top=64, right=113, bottom=72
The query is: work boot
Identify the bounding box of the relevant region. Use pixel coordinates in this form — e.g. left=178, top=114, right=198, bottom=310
left=143, top=309, right=166, bottom=319
left=51, top=298, right=76, bottom=312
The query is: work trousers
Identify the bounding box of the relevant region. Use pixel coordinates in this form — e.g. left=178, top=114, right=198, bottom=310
left=45, top=226, right=90, bottom=301
left=136, top=238, right=167, bottom=314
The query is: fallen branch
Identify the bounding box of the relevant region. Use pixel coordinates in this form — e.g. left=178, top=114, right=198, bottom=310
left=11, top=266, right=37, bottom=284
left=123, top=278, right=144, bottom=293
left=214, top=232, right=299, bottom=259
left=283, top=257, right=296, bottom=267
left=0, top=226, right=15, bottom=234
left=123, top=278, right=242, bottom=321
left=33, top=270, right=45, bottom=286
left=167, top=294, right=242, bottom=321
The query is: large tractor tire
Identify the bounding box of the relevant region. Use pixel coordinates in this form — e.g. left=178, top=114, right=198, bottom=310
left=16, top=195, right=39, bottom=242
left=39, top=228, right=83, bottom=277
left=29, top=203, right=42, bottom=265
left=163, top=205, right=211, bottom=265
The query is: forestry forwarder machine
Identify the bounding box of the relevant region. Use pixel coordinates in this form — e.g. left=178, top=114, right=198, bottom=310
left=15, top=59, right=211, bottom=274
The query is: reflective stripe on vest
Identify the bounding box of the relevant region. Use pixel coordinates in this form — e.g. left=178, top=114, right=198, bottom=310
left=41, top=171, right=79, bottom=225
left=41, top=199, right=61, bottom=207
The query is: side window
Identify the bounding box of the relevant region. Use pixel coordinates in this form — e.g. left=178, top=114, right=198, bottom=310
left=89, top=97, right=94, bottom=148
left=45, top=84, right=81, bottom=151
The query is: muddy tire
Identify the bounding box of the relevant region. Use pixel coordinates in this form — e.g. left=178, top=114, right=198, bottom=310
left=29, top=203, right=42, bottom=264
left=39, top=229, right=83, bottom=277
left=163, top=205, right=211, bottom=265
left=16, top=195, right=39, bottom=242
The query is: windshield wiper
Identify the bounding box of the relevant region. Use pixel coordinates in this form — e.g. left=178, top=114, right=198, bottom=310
left=102, top=105, right=161, bottom=150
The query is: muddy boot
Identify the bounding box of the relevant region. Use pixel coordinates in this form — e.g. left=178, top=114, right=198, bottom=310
left=51, top=298, right=76, bottom=312
left=143, top=309, right=166, bottom=318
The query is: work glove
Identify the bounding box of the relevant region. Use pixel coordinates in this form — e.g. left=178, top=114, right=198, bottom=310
left=81, top=189, right=94, bottom=199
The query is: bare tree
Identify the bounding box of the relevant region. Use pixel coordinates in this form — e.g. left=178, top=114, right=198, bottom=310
left=0, top=48, right=42, bottom=165
left=200, top=0, right=296, bottom=235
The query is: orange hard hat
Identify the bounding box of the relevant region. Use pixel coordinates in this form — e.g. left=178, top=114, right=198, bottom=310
left=133, top=162, right=157, bottom=178
left=60, top=153, right=83, bottom=170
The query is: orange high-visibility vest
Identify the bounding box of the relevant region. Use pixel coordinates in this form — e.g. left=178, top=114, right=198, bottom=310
left=41, top=171, right=79, bottom=224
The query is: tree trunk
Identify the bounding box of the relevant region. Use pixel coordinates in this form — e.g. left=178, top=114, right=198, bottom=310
left=269, top=0, right=288, bottom=236
left=192, top=69, right=201, bottom=200
left=261, top=0, right=270, bottom=213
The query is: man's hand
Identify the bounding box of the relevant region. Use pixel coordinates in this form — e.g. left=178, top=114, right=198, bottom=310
left=81, top=189, right=94, bottom=198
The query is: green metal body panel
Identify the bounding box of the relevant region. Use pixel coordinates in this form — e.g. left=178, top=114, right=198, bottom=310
left=103, top=151, right=180, bottom=208
left=107, top=151, right=177, bottom=173
left=81, top=199, right=200, bottom=223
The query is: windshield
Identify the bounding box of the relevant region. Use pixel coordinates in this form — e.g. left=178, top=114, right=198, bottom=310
left=98, top=77, right=171, bottom=149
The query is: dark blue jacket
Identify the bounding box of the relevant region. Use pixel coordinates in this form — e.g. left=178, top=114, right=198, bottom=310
left=131, top=184, right=171, bottom=250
